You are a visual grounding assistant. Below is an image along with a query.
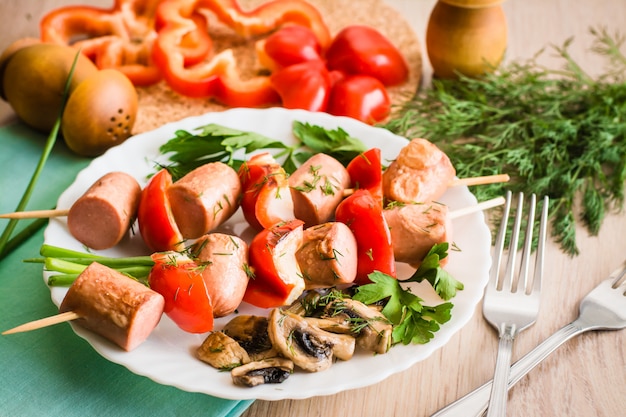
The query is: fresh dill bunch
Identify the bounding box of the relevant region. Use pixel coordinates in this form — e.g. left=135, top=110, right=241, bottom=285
left=383, top=27, right=626, bottom=256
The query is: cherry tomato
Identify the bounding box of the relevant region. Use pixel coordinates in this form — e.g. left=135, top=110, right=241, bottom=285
left=270, top=60, right=331, bottom=111
left=148, top=252, right=214, bottom=334
left=243, top=220, right=305, bottom=308
left=327, top=74, right=391, bottom=124
left=326, top=25, right=409, bottom=86
left=335, top=189, right=396, bottom=285
left=137, top=169, right=184, bottom=252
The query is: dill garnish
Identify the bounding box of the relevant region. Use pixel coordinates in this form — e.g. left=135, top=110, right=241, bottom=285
left=384, top=27, right=626, bottom=256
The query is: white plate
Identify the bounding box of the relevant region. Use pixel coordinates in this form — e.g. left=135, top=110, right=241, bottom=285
left=44, top=107, right=492, bottom=401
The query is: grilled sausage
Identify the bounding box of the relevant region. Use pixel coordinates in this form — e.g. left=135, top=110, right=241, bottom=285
left=67, top=171, right=141, bottom=250
left=384, top=201, right=452, bottom=268
left=167, top=162, right=241, bottom=239
left=59, top=262, right=164, bottom=351
left=382, top=138, right=456, bottom=203
left=190, top=233, right=249, bottom=317
left=296, top=222, right=358, bottom=289
left=289, top=154, right=350, bottom=227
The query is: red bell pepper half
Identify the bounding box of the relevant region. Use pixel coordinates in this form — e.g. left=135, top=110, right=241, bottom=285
left=326, top=25, right=409, bottom=86
left=40, top=0, right=163, bottom=86
left=335, top=189, right=396, bottom=285
left=327, top=74, right=391, bottom=125
left=257, top=25, right=323, bottom=71
left=137, top=169, right=184, bottom=253
left=243, top=219, right=306, bottom=308
left=346, top=147, right=384, bottom=205
left=238, top=153, right=295, bottom=231
left=149, top=252, right=214, bottom=333
left=270, top=60, right=332, bottom=111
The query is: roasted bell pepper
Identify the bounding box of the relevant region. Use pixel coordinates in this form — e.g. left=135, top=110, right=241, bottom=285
left=335, top=189, right=396, bottom=285
left=149, top=252, right=214, bottom=333
left=137, top=169, right=184, bottom=252
left=243, top=219, right=306, bottom=308
left=152, top=0, right=330, bottom=106
left=40, top=0, right=165, bottom=86
left=346, top=148, right=384, bottom=205
left=238, top=153, right=295, bottom=230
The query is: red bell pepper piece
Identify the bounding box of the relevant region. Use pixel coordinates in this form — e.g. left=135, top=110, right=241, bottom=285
left=40, top=0, right=165, bottom=86
left=137, top=169, right=184, bottom=252
left=257, top=25, right=322, bottom=71
left=270, top=60, right=332, bottom=111
left=346, top=148, right=384, bottom=205
left=326, top=25, right=409, bottom=86
left=149, top=252, right=214, bottom=333
left=327, top=74, right=391, bottom=124
left=238, top=153, right=295, bottom=230
left=335, top=189, right=396, bottom=285
left=152, top=0, right=331, bottom=105
left=243, top=219, right=305, bottom=308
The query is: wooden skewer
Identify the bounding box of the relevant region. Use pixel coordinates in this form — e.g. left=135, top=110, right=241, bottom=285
left=0, top=208, right=69, bottom=219
left=449, top=196, right=506, bottom=219
left=449, top=173, right=510, bottom=187
left=2, top=311, right=80, bottom=335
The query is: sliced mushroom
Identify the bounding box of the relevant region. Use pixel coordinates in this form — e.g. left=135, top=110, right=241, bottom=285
left=222, top=315, right=278, bottom=361
left=197, top=331, right=250, bottom=370
left=268, top=308, right=356, bottom=372
left=231, top=357, right=294, bottom=387
left=325, top=298, right=393, bottom=354
left=304, top=317, right=353, bottom=334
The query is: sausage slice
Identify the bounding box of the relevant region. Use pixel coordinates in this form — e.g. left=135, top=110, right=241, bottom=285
left=67, top=171, right=141, bottom=250
left=59, top=262, right=164, bottom=351
left=167, top=162, right=241, bottom=239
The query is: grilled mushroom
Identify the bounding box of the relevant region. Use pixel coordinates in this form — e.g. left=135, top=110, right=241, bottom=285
left=268, top=308, right=356, bottom=372
left=222, top=315, right=278, bottom=361
left=231, top=357, right=294, bottom=387
left=197, top=331, right=250, bottom=370
left=325, top=298, right=393, bottom=354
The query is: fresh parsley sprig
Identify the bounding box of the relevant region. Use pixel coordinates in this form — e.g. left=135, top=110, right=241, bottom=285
left=383, top=27, right=626, bottom=256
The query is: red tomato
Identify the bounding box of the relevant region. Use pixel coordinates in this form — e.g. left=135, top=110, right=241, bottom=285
left=346, top=148, right=384, bottom=204
left=260, top=25, right=322, bottom=70
left=238, top=153, right=295, bottom=230
left=327, top=74, right=391, bottom=124
left=270, top=60, right=332, bottom=111
left=243, top=220, right=305, bottom=308
left=137, top=169, right=184, bottom=252
left=148, top=253, right=214, bottom=334
left=326, top=25, right=409, bottom=86
left=335, top=189, right=396, bottom=285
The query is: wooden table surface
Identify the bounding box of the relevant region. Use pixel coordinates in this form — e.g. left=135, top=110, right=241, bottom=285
left=1, top=1, right=625, bottom=417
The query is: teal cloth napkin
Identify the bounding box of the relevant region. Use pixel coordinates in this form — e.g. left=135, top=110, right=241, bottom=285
left=0, top=122, right=253, bottom=417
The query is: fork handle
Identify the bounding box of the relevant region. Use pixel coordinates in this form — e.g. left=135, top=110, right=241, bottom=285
left=430, top=322, right=586, bottom=417
left=486, top=330, right=515, bottom=417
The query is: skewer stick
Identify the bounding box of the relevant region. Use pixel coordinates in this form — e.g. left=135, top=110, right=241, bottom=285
left=449, top=196, right=506, bottom=219
left=449, top=173, right=510, bottom=187
left=2, top=311, right=80, bottom=335
left=0, top=208, right=69, bottom=219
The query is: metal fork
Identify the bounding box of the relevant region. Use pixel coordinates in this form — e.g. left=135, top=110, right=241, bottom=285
left=431, top=261, right=626, bottom=417
left=482, top=191, right=549, bottom=417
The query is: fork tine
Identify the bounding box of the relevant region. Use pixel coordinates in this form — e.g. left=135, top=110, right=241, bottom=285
left=517, top=194, right=536, bottom=293
left=489, top=191, right=512, bottom=291
left=531, top=196, right=550, bottom=295
left=502, top=192, right=524, bottom=291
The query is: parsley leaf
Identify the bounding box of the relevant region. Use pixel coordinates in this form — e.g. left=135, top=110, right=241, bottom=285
left=405, top=243, right=464, bottom=300
left=292, top=121, right=368, bottom=166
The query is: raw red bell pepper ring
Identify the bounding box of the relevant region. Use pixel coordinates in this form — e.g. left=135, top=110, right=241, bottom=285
left=335, top=189, right=396, bottom=285
left=346, top=147, right=384, bottom=205
left=243, top=219, right=306, bottom=308
left=149, top=252, right=214, bottom=333
left=40, top=0, right=164, bottom=86
left=137, top=169, right=185, bottom=253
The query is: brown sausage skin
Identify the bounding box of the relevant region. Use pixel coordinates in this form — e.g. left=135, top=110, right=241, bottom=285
left=190, top=233, right=249, bottom=317
left=167, top=162, right=242, bottom=239
left=59, top=262, right=164, bottom=352
left=296, top=222, right=358, bottom=289
left=67, top=171, right=141, bottom=250
left=289, top=154, right=350, bottom=227
left=384, top=202, right=452, bottom=268
left=382, top=138, right=456, bottom=203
